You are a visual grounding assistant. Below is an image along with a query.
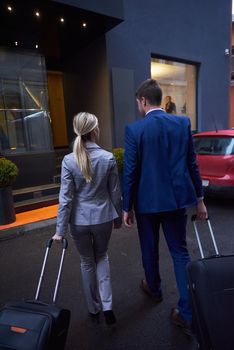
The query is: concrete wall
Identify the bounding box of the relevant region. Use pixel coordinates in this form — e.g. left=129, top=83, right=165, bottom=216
left=106, top=0, right=232, bottom=144
left=230, top=85, right=234, bottom=127
left=230, top=24, right=234, bottom=127
left=62, top=36, right=113, bottom=149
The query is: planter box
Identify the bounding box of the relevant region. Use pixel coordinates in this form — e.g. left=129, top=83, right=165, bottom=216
left=0, top=187, right=16, bottom=225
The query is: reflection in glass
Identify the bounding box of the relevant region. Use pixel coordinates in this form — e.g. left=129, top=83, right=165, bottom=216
left=0, top=48, right=52, bottom=154
left=151, top=57, right=197, bottom=130
left=0, top=110, right=52, bottom=152
left=24, top=111, right=52, bottom=151
left=194, top=137, right=234, bottom=156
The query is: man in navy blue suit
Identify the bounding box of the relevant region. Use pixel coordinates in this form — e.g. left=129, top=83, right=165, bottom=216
left=123, top=79, right=208, bottom=335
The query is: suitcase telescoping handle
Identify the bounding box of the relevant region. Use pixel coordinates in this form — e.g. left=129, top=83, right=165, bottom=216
left=35, top=237, right=68, bottom=303
left=191, top=215, right=219, bottom=259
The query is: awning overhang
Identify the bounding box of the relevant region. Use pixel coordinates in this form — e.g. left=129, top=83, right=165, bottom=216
left=0, top=0, right=124, bottom=62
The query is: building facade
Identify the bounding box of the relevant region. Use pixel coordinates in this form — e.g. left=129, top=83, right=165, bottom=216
left=0, top=0, right=232, bottom=190
left=230, top=17, right=234, bottom=127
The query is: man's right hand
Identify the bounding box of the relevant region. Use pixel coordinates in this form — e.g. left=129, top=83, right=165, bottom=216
left=123, top=210, right=134, bottom=228
left=196, top=200, right=208, bottom=220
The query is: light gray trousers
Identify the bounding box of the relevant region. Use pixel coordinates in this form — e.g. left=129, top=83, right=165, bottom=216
left=70, top=221, right=113, bottom=314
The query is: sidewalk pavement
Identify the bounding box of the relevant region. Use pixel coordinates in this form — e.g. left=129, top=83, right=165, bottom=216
left=0, top=205, right=58, bottom=240
left=0, top=217, right=56, bottom=240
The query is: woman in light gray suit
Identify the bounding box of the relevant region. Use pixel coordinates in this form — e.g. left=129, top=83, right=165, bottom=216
left=52, top=112, right=122, bottom=325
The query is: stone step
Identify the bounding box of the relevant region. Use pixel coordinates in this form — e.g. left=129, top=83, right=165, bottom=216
left=10, top=149, right=68, bottom=213
left=13, top=183, right=60, bottom=203
left=14, top=194, right=59, bottom=213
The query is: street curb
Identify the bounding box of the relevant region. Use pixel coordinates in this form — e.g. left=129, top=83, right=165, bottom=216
left=0, top=218, right=57, bottom=241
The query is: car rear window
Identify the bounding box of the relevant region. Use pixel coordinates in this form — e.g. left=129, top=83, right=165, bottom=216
left=193, top=136, right=234, bottom=155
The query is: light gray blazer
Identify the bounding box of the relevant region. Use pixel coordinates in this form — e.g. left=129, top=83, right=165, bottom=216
left=56, top=142, right=122, bottom=236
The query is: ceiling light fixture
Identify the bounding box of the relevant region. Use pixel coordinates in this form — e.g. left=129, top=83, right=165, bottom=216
left=7, top=6, right=12, bottom=12
left=15, top=41, right=18, bottom=46
left=60, top=17, right=64, bottom=23
left=35, top=44, right=39, bottom=49
left=35, top=11, right=40, bottom=17
left=82, top=22, right=87, bottom=28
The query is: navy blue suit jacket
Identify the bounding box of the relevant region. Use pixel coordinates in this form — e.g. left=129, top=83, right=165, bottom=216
left=123, top=109, right=203, bottom=213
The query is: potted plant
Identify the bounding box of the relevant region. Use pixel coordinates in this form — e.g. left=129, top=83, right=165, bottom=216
left=0, top=157, right=18, bottom=225
left=112, top=148, right=124, bottom=191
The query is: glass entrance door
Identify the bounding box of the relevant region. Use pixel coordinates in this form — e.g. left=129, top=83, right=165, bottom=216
left=0, top=48, right=53, bottom=154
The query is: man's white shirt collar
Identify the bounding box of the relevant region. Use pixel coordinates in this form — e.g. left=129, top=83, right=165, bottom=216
left=145, top=108, right=164, bottom=117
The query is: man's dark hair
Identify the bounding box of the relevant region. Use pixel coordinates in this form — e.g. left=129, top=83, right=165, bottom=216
left=136, top=79, right=162, bottom=106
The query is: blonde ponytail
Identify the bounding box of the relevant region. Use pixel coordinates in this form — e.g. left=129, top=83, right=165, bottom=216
left=73, top=112, right=98, bottom=183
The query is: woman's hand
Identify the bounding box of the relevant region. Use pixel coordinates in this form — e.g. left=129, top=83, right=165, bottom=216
left=52, top=233, right=63, bottom=242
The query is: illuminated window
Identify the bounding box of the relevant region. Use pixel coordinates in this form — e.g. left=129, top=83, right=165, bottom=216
left=151, top=57, right=197, bottom=130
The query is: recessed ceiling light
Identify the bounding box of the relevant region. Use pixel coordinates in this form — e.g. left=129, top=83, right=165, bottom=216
left=15, top=41, right=18, bottom=46
left=35, top=11, right=40, bottom=17
left=7, top=6, right=12, bottom=12
left=82, top=22, right=87, bottom=28
left=60, top=17, right=64, bottom=23
left=35, top=44, right=39, bottom=49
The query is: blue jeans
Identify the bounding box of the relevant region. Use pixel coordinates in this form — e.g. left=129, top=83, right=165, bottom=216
left=136, top=209, right=192, bottom=322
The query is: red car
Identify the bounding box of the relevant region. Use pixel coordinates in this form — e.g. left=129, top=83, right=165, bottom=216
left=193, top=130, right=234, bottom=187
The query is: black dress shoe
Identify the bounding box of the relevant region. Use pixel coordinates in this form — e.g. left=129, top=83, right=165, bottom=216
left=89, top=312, right=100, bottom=323
left=140, top=279, right=163, bottom=302
left=170, top=308, right=194, bottom=336
left=103, top=310, right=117, bottom=325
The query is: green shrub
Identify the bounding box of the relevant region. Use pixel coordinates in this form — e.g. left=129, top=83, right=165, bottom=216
left=0, top=158, right=18, bottom=187
left=112, top=148, right=124, bottom=172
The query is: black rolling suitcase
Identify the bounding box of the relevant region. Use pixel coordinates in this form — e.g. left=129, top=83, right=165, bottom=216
left=0, top=238, right=70, bottom=350
left=187, top=215, right=234, bottom=350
